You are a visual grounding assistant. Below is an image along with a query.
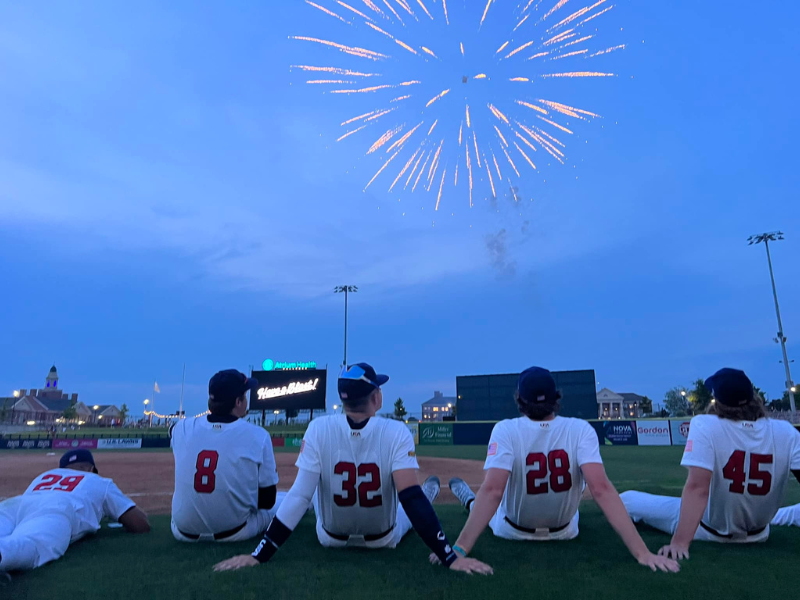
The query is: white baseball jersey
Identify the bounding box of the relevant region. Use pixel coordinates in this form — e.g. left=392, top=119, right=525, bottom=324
left=23, top=468, right=135, bottom=541
left=484, top=416, right=602, bottom=530
left=171, top=416, right=279, bottom=535
left=681, top=415, right=800, bottom=536
left=296, top=415, right=418, bottom=536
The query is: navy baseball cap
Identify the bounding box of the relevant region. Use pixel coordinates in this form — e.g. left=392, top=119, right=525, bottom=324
left=209, top=369, right=260, bottom=404
left=338, top=363, right=389, bottom=402
left=518, top=367, right=558, bottom=403
left=60, top=449, right=97, bottom=470
left=705, top=368, right=754, bottom=407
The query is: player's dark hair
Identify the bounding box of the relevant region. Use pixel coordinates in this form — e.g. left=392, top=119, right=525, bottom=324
left=342, top=388, right=379, bottom=413
left=706, top=391, right=767, bottom=422
left=515, top=390, right=562, bottom=421
left=207, top=394, right=243, bottom=416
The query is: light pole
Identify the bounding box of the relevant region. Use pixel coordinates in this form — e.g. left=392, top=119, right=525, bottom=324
left=748, top=232, right=796, bottom=415
left=334, top=285, right=358, bottom=366
left=93, top=405, right=100, bottom=425
left=144, top=399, right=151, bottom=427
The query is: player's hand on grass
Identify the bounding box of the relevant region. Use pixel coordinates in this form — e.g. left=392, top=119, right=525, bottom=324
left=638, top=552, right=680, bottom=573
left=430, top=555, right=493, bottom=575
left=658, top=542, right=690, bottom=561
left=213, top=555, right=259, bottom=572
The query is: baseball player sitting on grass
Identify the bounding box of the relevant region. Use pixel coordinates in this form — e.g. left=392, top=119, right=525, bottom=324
left=171, top=369, right=284, bottom=542
left=0, top=449, right=149, bottom=578
left=440, top=366, right=679, bottom=573
left=621, top=368, right=800, bottom=559
left=214, top=362, right=493, bottom=575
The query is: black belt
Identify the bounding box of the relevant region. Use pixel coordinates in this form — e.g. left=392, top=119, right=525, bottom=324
left=179, top=521, right=247, bottom=541
left=699, top=522, right=767, bottom=539
left=323, top=524, right=395, bottom=542
left=504, top=516, right=569, bottom=534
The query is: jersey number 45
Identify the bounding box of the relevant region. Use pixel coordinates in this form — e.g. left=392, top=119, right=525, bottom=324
left=333, top=462, right=382, bottom=508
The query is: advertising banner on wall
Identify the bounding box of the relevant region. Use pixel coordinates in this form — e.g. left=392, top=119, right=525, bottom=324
left=636, top=421, right=672, bottom=446
left=598, top=421, right=639, bottom=445
left=0, top=438, right=52, bottom=450
left=670, top=420, right=692, bottom=446
left=53, top=439, right=98, bottom=450
left=97, top=438, right=143, bottom=450
left=419, top=423, right=453, bottom=445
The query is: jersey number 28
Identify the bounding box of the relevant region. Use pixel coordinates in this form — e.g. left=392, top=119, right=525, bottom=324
left=722, top=450, right=773, bottom=496
left=525, top=450, right=572, bottom=495
left=333, top=462, right=382, bottom=507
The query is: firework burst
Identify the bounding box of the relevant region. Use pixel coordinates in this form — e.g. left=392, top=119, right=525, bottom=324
left=292, top=0, right=624, bottom=213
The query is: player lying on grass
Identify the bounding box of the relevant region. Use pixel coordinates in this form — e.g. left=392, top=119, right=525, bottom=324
left=214, top=362, right=493, bottom=575
left=440, top=366, right=679, bottom=574
left=621, top=368, right=800, bottom=560
left=170, top=369, right=284, bottom=542
left=0, top=449, right=150, bottom=574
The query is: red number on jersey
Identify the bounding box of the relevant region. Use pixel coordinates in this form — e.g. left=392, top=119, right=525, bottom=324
left=194, top=450, right=219, bottom=494
left=32, top=474, right=85, bottom=492
left=525, top=450, right=573, bottom=495
left=333, top=462, right=382, bottom=507
left=722, top=450, right=773, bottom=495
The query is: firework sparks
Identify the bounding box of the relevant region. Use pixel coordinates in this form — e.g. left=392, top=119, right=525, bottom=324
left=307, top=1, right=350, bottom=23
left=502, top=146, right=521, bottom=177
left=541, top=71, right=615, bottom=78
left=589, top=44, right=626, bottom=57
left=367, top=126, right=404, bottom=154
left=296, top=0, right=621, bottom=212
left=516, top=99, right=549, bottom=115
left=290, top=36, right=387, bottom=60
left=390, top=148, right=421, bottom=191
left=365, top=150, right=401, bottom=190
left=513, top=141, right=537, bottom=171
left=435, top=167, right=446, bottom=210
left=337, top=123, right=369, bottom=141
left=479, top=0, right=494, bottom=28
left=291, top=65, right=380, bottom=77
left=485, top=156, right=497, bottom=197
left=426, top=89, right=450, bottom=107
left=416, top=0, right=433, bottom=20
left=336, top=1, right=373, bottom=21
left=494, top=125, right=509, bottom=147
left=492, top=152, right=503, bottom=180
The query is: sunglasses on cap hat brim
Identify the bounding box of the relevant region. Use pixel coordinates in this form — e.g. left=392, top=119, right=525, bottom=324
left=338, top=364, right=379, bottom=388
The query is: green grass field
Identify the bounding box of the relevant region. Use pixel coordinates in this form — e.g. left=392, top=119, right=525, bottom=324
left=7, top=446, right=800, bottom=600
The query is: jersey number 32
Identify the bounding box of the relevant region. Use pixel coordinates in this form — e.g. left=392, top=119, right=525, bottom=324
left=333, top=462, right=382, bottom=507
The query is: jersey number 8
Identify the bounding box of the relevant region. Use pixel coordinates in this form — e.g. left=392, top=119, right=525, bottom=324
left=333, top=462, right=382, bottom=507
left=525, top=450, right=572, bottom=495
left=194, top=450, right=219, bottom=494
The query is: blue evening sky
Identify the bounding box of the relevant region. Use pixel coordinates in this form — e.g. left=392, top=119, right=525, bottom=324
left=1, top=0, right=797, bottom=418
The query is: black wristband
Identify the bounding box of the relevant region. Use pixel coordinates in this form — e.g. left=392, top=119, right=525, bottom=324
left=251, top=517, right=292, bottom=564
left=398, top=485, right=458, bottom=568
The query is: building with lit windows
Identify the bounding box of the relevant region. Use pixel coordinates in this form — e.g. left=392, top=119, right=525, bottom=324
left=421, top=391, right=456, bottom=421
left=596, top=388, right=645, bottom=419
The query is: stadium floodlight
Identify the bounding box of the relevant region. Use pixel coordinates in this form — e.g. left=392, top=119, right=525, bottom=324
left=748, top=232, right=795, bottom=415
left=334, top=285, right=358, bottom=366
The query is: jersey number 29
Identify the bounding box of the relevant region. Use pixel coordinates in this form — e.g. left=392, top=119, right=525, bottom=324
left=194, top=450, right=219, bottom=493
left=333, top=462, right=382, bottom=507
left=525, top=450, right=572, bottom=495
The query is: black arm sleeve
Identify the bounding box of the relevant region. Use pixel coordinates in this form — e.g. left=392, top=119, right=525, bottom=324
left=252, top=517, right=292, bottom=564
left=258, top=485, right=277, bottom=510
left=398, top=485, right=458, bottom=568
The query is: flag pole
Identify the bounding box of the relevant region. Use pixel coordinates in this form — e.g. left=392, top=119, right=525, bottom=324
left=179, top=364, right=186, bottom=418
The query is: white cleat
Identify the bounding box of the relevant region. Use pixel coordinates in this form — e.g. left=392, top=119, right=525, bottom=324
left=449, top=477, right=476, bottom=511
left=422, top=475, right=441, bottom=504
